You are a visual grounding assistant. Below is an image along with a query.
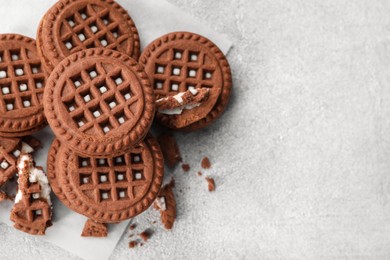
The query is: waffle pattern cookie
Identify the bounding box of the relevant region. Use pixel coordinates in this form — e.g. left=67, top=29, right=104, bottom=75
left=140, top=32, right=232, bottom=131
left=0, top=34, right=48, bottom=137
left=37, top=0, right=140, bottom=73
left=47, top=135, right=164, bottom=223
left=44, top=48, right=155, bottom=157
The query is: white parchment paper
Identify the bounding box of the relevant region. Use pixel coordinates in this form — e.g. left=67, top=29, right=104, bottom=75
left=0, top=0, right=232, bottom=259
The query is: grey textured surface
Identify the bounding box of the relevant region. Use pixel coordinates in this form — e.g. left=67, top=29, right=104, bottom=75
left=2, top=0, right=390, bottom=259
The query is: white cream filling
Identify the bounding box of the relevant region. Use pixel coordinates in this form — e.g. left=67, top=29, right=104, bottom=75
left=157, top=87, right=201, bottom=115
left=155, top=196, right=166, bottom=211
left=21, top=142, right=34, bottom=153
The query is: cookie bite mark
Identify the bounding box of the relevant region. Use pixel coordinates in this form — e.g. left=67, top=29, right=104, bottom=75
left=10, top=154, right=52, bottom=235
left=81, top=219, right=108, bottom=237
left=156, top=87, right=210, bottom=115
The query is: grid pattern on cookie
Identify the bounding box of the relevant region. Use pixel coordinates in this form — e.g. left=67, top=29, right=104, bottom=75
left=0, top=139, right=21, bottom=183
left=77, top=145, right=147, bottom=203
left=152, top=48, right=217, bottom=94
left=16, top=181, right=51, bottom=224
left=0, top=47, right=45, bottom=113
left=61, top=62, right=137, bottom=135
left=60, top=3, right=128, bottom=54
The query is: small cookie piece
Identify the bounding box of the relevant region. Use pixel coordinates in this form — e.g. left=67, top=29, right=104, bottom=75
left=37, top=0, right=140, bottom=72
left=81, top=219, right=107, bottom=237
left=10, top=154, right=52, bottom=235
left=0, top=34, right=48, bottom=136
left=0, top=137, right=34, bottom=187
left=47, top=135, right=164, bottom=223
left=0, top=190, right=11, bottom=202
left=201, top=157, right=211, bottom=169
left=181, top=163, right=190, bottom=172
left=205, top=177, right=215, bottom=192
left=139, top=229, right=152, bottom=242
left=129, top=240, right=138, bottom=248
left=139, top=32, right=232, bottom=131
left=157, top=133, right=181, bottom=168
left=153, top=180, right=176, bottom=230
left=44, top=48, right=154, bottom=156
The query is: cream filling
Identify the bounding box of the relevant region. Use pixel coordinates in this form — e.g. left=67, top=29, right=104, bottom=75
left=157, top=87, right=201, bottom=115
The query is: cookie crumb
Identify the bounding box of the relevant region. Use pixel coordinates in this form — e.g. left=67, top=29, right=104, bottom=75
left=181, top=163, right=190, bottom=172
left=139, top=229, right=152, bottom=241
left=129, top=241, right=138, bottom=248
left=206, top=177, right=216, bottom=192
left=157, top=134, right=181, bottom=168
left=129, top=223, right=137, bottom=230
left=0, top=191, right=11, bottom=202
left=81, top=219, right=107, bottom=237
left=197, top=171, right=202, bottom=176
left=201, top=157, right=211, bottom=169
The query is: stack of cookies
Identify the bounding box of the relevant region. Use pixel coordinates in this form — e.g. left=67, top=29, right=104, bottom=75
left=0, top=0, right=232, bottom=237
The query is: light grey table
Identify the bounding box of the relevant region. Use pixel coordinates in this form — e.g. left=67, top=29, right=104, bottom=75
left=2, top=0, right=390, bottom=259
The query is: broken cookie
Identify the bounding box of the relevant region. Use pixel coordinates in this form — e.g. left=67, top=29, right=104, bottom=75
left=81, top=219, right=108, bottom=237
left=156, top=87, right=210, bottom=115
left=153, top=180, right=176, bottom=230
left=10, top=154, right=52, bottom=235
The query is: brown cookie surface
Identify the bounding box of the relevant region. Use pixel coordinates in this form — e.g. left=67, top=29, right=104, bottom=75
left=0, top=34, right=47, bottom=136
left=47, top=135, right=164, bottom=223
left=139, top=32, right=232, bottom=131
left=81, top=219, right=107, bottom=237
left=44, top=48, right=155, bottom=156
left=0, top=137, right=21, bottom=186
left=37, top=0, right=140, bottom=72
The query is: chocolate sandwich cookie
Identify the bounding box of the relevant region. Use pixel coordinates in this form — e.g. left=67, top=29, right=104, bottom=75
left=37, top=0, right=140, bottom=72
left=0, top=137, right=34, bottom=186
left=139, top=32, right=232, bottom=131
left=44, top=48, right=155, bottom=156
left=0, top=34, right=48, bottom=137
left=47, top=135, right=164, bottom=223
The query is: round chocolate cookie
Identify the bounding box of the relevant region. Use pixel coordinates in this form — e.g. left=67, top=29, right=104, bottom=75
left=44, top=48, right=155, bottom=156
left=0, top=34, right=48, bottom=137
left=37, top=0, right=140, bottom=72
left=47, top=135, right=164, bottom=223
left=139, top=32, right=232, bottom=131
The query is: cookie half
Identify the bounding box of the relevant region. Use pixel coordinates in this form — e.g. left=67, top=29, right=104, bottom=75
left=139, top=32, right=232, bottom=131
left=37, top=0, right=140, bottom=72
left=0, top=34, right=47, bottom=136
left=44, top=48, right=155, bottom=156
left=47, top=135, right=164, bottom=223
